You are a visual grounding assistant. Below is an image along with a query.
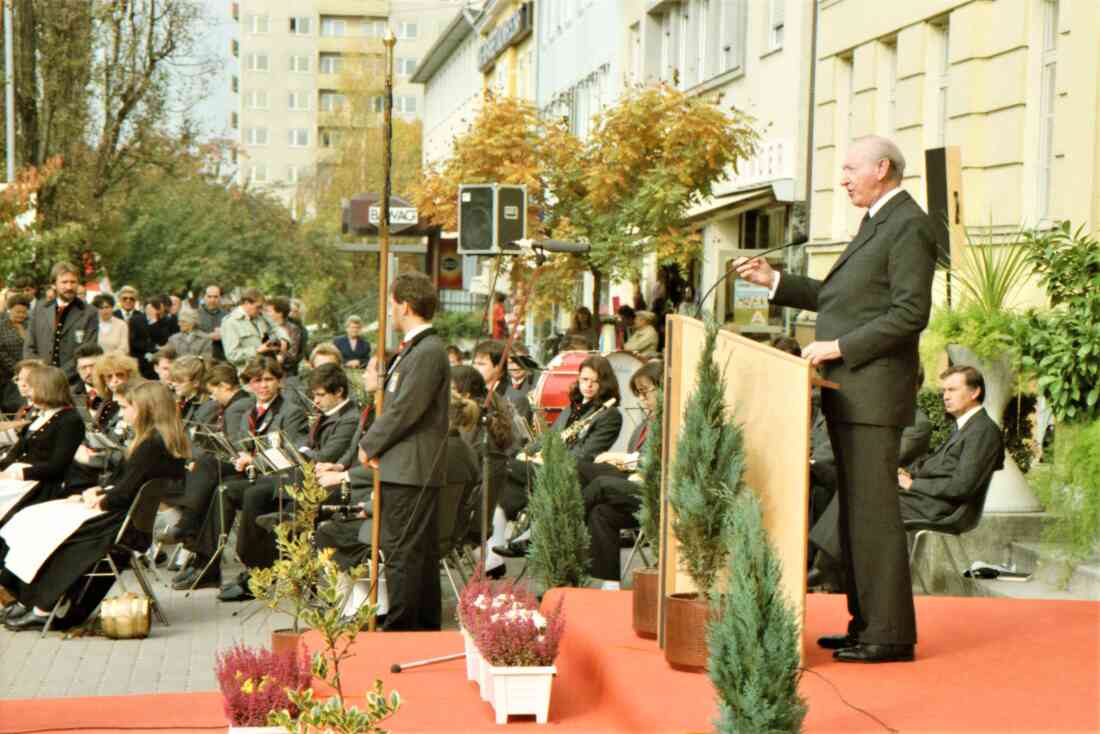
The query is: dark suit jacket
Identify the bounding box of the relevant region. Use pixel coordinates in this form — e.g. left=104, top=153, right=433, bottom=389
left=0, top=408, right=85, bottom=483
left=360, top=328, right=450, bottom=488
left=902, top=407, right=1005, bottom=523
left=333, top=335, right=371, bottom=365
left=304, top=400, right=360, bottom=464
left=115, top=308, right=154, bottom=377
left=24, top=299, right=99, bottom=384
left=899, top=407, right=933, bottom=467
left=236, top=393, right=309, bottom=450
left=772, top=190, right=937, bottom=427
left=541, top=401, right=623, bottom=463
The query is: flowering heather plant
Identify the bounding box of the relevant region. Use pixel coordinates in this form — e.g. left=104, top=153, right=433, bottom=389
left=456, top=568, right=539, bottom=634
left=473, top=595, right=566, bottom=668
left=214, top=644, right=311, bottom=727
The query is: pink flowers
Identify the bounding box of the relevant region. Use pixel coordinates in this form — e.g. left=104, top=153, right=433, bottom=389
left=214, top=644, right=311, bottom=727
left=457, top=568, right=565, bottom=668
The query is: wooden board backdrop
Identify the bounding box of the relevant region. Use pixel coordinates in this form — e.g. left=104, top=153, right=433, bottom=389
left=658, top=316, right=812, bottom=658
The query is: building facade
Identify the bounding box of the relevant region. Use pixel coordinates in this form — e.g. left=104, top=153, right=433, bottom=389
left=810, top=0, right=1095, bottom=309
left=232, top=0, right=459, bottom=210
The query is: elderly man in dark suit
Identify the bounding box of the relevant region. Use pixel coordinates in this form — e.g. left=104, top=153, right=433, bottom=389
left=23, top=262, right=99, bottom=387
left=359, top=271, right=450, bottom=631
left=736, top=135, right=937, bottom=663
left=811, top=366, right=1005, bottom=578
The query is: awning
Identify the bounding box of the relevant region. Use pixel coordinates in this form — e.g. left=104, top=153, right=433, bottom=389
left=683, top=184, right=775, bottom=224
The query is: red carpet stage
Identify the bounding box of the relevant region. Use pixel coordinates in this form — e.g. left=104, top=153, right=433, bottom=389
left=2, top=590, right=1097, bottom=733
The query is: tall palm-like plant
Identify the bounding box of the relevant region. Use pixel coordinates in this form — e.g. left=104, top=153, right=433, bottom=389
left=952, top=222, right=1034, bottom=316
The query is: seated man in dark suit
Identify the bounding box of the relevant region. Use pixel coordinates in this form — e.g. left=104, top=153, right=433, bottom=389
left=810, top=365, right=1005, bottom=586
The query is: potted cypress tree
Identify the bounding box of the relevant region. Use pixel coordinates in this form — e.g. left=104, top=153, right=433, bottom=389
left=527, top=430, right=592, bottom=590
left=665, top=319, right=746, bottom=671
left=632, top=390, right=663, bottom=639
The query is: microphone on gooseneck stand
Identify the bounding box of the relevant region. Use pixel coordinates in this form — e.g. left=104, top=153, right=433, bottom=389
left=694, top=234, right=809, bottom=318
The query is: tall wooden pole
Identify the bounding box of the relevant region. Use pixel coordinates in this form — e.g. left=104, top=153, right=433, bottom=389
left=368, top=28, right=396, bottom=632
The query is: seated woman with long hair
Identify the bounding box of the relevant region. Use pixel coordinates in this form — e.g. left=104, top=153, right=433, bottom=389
left=0, top=381, right=190, bottom=631
left=64, top=353, right=140, bottom=492
left=0, top=365, right=85, bottom=508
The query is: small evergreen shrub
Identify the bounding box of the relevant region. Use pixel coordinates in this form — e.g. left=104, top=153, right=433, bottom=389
left=528, top=430, right=591, bottom=589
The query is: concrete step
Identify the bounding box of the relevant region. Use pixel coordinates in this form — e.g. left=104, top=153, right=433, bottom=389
left=973, top=576, right=1089, bottom=602
left=1007, top=541, right=1100, bottom=600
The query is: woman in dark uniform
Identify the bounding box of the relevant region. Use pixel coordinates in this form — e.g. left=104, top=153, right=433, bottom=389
left=0, top=380, right=189, bottom=630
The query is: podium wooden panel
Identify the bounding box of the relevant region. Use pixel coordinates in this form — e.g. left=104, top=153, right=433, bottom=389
left=658, top=316, right=812, bottom=659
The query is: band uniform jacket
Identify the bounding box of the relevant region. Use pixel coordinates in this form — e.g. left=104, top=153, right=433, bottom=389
left=0, top=408, right=85, bottom=513
left=901, top=407, right=1005, bottom=523
left=360, top=329, right=450, bottom=489
left=24, top=298, right=99, bottom=385
left=235, top=393, right=309, bottom=451
left=772, top=190, right=937, bottom=427
left=304, top=400, right=361, bottom=465
left=540, top=400, right=623, bottom=464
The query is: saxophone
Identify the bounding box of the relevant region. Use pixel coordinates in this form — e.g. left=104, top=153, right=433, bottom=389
left=558, top=398, right=618, bottom=447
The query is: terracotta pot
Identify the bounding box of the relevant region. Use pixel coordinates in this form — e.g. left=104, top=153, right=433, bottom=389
left=631, top=568, right=659, bottom=639
left=271, top=628, right=303, bottom=657
left=663, top=593, right=710, bottom=672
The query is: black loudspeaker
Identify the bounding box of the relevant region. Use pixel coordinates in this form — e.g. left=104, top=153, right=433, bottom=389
left=924, top=147, right=961, bottom=266
left=458, top=184, right=527, bottom=255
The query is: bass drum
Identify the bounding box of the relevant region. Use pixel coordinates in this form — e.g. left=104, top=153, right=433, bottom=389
left=532, top=350, right=645, bottom=453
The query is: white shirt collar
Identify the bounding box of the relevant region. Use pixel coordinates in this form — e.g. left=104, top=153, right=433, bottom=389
left=324, top=398, right=350, bottom=417
left=955, top=405, right=984, bottom=431
left=29, top=407, right=62, bottom=431
left=868, top=186, right=904, bottom=219
left=401, top=323, right=431, bottom=343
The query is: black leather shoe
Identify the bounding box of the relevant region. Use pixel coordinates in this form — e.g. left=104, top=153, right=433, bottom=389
left=173, top=564, right=221, bottom=591
left=484, top=564, right=506, bottom=580
left=817, top=633, right=858, bottom=650
left=4, top=609, right=48, bottom=631
left=834, top=643, right=914, bottom=663
left=494, top=539, right=529, bottom=558
left=1, top=602, right=26, bottom=622
left=217, top=581, right=254, bottom=603
left=219, top=572, right=248, bottom=594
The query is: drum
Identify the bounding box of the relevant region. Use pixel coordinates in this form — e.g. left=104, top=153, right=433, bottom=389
left=532, top=350, right=646, bottom=452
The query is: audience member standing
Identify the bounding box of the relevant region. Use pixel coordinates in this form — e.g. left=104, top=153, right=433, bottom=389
left=333, top=315, right=370, bottom=368
left=93, top=294, right=129, bottom=355
left=0, top=295, right=29, bottom=410
left=145, top=295, right=179, bottom=351
left=167, top=311, right=214, bottom=358
left=24, top=262, right=98, bottom=386
left=197, top=285, right=228, bottom=361
left=114, top=285, right=155, bottom=378
left=222, top=288, right=276, bottom=369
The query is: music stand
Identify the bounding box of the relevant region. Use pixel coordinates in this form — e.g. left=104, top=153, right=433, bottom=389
left=239, top=432, right=308, bottom=477
left=184, top=427, right=243, bottom=596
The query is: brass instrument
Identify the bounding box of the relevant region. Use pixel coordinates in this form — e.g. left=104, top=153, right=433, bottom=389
left=559, top=398, right=617, bottom=447
left=527, top=389, right=548, bottom=436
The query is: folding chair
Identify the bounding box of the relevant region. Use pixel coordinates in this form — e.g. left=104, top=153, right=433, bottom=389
left=43, top=478, right=176, bottom=637
left=905, top=474, right=995, bottom=595
left=620, top=527, right=653, bottom=583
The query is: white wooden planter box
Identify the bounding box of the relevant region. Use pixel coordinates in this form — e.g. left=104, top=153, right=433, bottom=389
left=485, top=664, right=555, bottom=725
left=228, top=726, right=284, bottom=734
left=461, top=627, right=480, bottom=682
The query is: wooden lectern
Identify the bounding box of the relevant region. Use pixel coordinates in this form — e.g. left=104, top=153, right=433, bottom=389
left=658, top=316, right=833, bottom=661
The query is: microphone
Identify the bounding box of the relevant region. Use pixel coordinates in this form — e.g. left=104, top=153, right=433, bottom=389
left=510, top=238, right=592, bottom=255
left=694, top=234, right=808, bottom=318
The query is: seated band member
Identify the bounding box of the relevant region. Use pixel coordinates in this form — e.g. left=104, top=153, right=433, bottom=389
left=472, top=340, right=532, bottom=425
left=215, top=363, right=360, bottom=602
left=809, top=366, right=1005, bottom=588
left=65, top=353, right=140, bottom=492
left=0, top=365, right=85, bottom=510
left=165, top=362, right=254, bottom=590
left=487, top=355, right=623, bottom=570
left=72, top=344, right=105, bottom=422
left=282, top=343, right=343, bottom=416
left=0, top=381, right=189, bottom=630
left=170, top=356, right=212, bottom=425
left=0, top=359, right=44, bottom=442
left=199, top=356, right=308, bottom=601
left=450, top=366, right=515, bottom=578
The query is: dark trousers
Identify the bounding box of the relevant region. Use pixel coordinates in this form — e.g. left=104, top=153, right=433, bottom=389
left=827, top=420, right=916, bottom=646
left=583, top=475, right=640, bottom=581
left=380, top=482, right=440, bottom=631
left=499, top=458, right=534, bottom=520
left=179, top=455, right=237, bottom=533
left=186, top=465, right=243, bottom=560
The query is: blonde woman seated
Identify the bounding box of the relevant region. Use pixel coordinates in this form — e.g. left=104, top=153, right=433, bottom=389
left=0, top=381, right=189, bottom=631
left=65, top=353, right=140, bottom=492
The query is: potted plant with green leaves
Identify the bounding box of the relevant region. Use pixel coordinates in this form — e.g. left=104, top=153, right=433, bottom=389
left=632, top=388, right=663, bottom=639
left=249, top=464, right=332, bottom=655
left=665, top=319, right=746, bottom=671
left=214, top=644, right=311, bottom=734
left=527, top=430, right=592, bottom=590
left=924, top=223, right=1039, bottom=511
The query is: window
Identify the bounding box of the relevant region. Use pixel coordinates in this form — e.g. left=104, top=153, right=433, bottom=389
left=767, top=0, right=785, bottom=52
left=628, top=22, right=642, bottom=83
left=659, top=10, right=678, bottom=84
left=244, top=127, right=269, bottom=146
left=678, top=4, right=690, bottom=88
left=320, top=17, right=347, bottom=37
left=289, top=16, right=311, bottom=35
left=288, top=128, right=310, bottom=147
left=319, top=91, right=347, bottom=112
left=362, top=17, right=386, bottom=37
left=248, top=14, right=268, bottom=34
left=371, top=95, right=385, bottom=114
left=286, top=165, right=301, bottom=185
left=320, top=129, right=343, bottom=148
left=719, top=0, right=745, bottom=74
left=397, top=57, right=417, bottom=76
left=398, top=21, right=418, bottom=39
left=1038, top=0, right=1059, bottom=219
left=249, top=164, right=267, bottom=184
left=696, top=0, right=710, bottom=84
left=885, top=40, right=898, bottom=135
left=244, top=52, right=269, bottom=72
left=289, top=55, right=310, bottom=73
left=319, top=54, right=343, bottom=75
left=395, top=95, right=417, bottom=114
left=288, top=91, right=310, bottom=111
left=844, top=54, right=855, bottom=141
left=244, top=90, right=268, bottom=109
left=934, top=19, right=950, bottom=146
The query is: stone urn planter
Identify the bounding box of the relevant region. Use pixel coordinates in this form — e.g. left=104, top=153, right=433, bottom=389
left=631, top=568, right=659, bottom=639
left=947, top=345, right=1041, bottom=513
left=663, top=592, right=710, bottom=672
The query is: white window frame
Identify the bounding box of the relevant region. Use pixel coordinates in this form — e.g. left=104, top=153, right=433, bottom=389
left=249, top=164, right=268, bottom=184
left=245, top=127, right=269, bottom=146
left=319, top=54, right=343, bottom=75
left=286, top=165, right=301, bottom=185
left=935, top=20, right=950, bottom=146
left=248, top=14, right=269, bottom=34
left=245, top=52, right=270, bottom=72
left=320, top=17, right=347, bottom=37
left=288, top=91, right=310, bottom=111
left=289, top=16, right=311, bottom=35
left=363, top=18, right=386, bottom=37
left=886, top=40, right=898, bottom=135
left=319, top=91, right=346, bottom=112
left=396, top=95, right=417, bottom=115
left=678, top=4, right=691, bottom=89
left=767, top=0, right=785, bottom=52
left=1038, top=0, right=1059, bottom=220
left=289, top=55, right=310, bottom=73
left=371, top=96, right=385, bottom=114
left=719, top=0, right=746, bottom=75
left=244, top=89, right=269, bottom=110
left=398, top=21, right=418, bottom=40
left=287, top=128, right=310, bottom=147
left=320, top=129, right=343, bottom=148
left=397, top=57, right=417, bottom=76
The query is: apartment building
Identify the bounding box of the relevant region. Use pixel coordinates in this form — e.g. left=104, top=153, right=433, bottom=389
left=811, top=0, right=1098, bottom=308
left=232, top=0, right=460, bottom=211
